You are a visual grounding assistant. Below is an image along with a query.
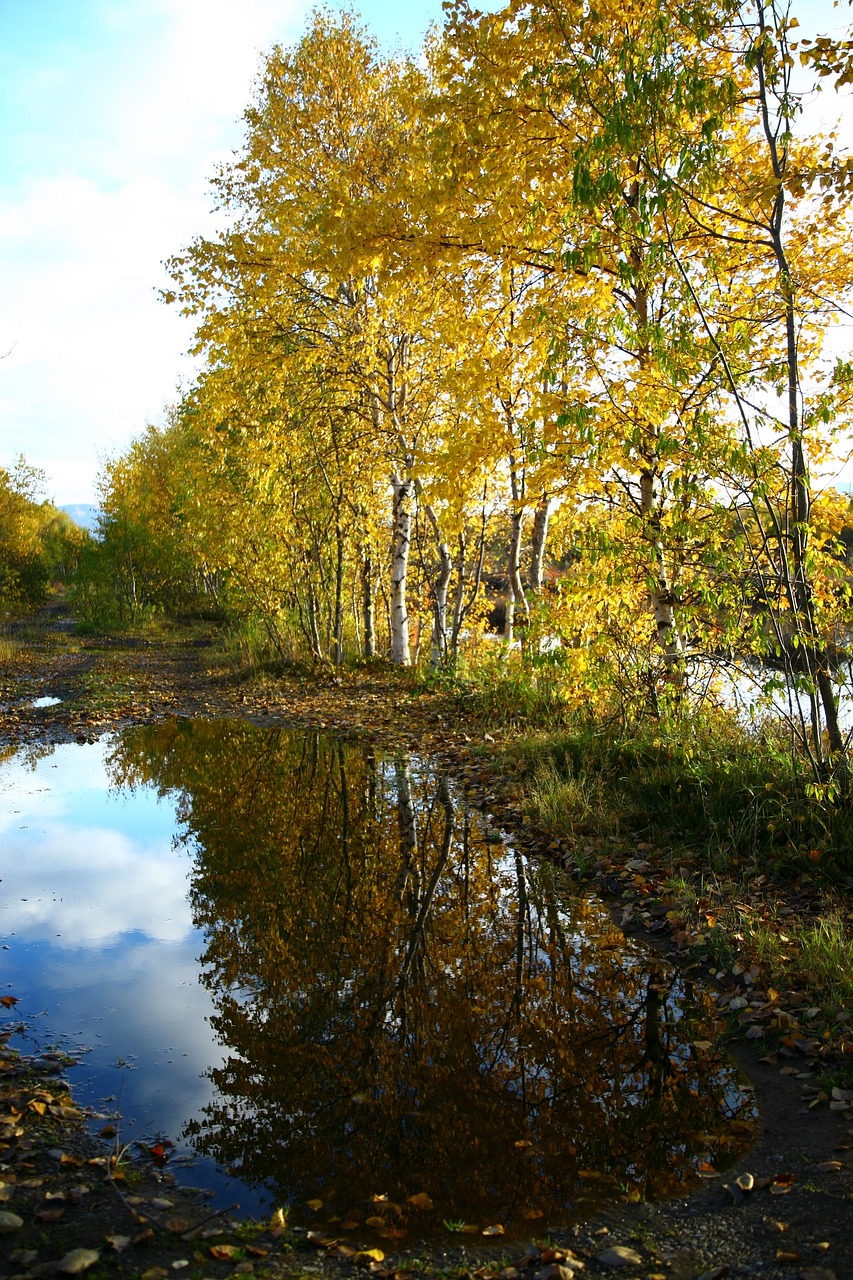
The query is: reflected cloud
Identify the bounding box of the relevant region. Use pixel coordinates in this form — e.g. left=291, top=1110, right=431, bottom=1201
left=1, top=826, right=192, bottom=946
left=0, top=724, right=758, bottom=1232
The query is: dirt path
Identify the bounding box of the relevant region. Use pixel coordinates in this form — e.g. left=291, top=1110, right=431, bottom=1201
left=0, top=613, right=851, bottom=1280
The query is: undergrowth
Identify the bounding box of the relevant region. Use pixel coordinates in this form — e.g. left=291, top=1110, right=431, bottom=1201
left=497, top=708, right=853, bottom=880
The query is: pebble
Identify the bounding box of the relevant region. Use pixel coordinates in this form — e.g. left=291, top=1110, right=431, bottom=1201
left=58, top=1249, right=101, bottom=1275
left=0, top=1210, right=24, bottom=1233
left=595, top=1245, right=643, bottom=1267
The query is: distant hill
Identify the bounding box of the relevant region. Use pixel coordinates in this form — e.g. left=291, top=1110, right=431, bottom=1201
left=60, top=503, right=100, bottom=533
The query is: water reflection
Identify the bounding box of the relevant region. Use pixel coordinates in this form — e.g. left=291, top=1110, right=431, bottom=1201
left=109, top=721, right=757, bottom=1235
left=0, top=736, right=239, bottom=1205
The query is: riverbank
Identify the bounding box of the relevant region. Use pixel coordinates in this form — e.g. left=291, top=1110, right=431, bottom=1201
left=0, top=611, right=851, bottom=1280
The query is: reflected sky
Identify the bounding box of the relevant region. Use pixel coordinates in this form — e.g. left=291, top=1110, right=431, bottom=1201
left=0, top=726, right=758, bottom=1233
left=0, top=737, right=258, bottom=1211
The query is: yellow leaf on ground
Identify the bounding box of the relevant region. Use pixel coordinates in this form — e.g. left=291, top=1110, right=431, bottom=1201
left=407, top=1192, right=433, bottom=1210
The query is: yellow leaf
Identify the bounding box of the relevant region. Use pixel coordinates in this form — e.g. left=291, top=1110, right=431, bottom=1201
left=406, top=1192, right=433, bottom=1211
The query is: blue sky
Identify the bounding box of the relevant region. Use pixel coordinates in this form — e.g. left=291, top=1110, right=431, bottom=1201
left=0, top=0, right=462, bottom=505
left=0, top=0, right=849, bottom=506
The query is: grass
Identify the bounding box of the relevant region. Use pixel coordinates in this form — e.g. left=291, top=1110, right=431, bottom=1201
left=0, top=635, right=20, bottom=663
left=499, top=709, right=853, bottom=880
left=441, top=649, right=575, bottom=728
left=733, top=909, right=853, bottom=1009
left=484, top=696, right=853, bottom=1023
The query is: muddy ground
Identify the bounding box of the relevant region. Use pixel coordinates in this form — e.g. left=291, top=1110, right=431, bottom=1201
left=0, top=610, right=850, bottom=1280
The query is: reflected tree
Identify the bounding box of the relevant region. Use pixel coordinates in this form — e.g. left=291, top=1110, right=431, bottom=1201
left=108, top=722, right=757, bottom=1228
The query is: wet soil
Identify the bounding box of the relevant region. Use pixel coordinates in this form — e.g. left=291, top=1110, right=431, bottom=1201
left=0, top=609, right=851, bottom=1280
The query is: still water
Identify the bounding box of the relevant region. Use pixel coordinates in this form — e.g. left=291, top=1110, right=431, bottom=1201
left=0, top=720, right=757, bottom=1239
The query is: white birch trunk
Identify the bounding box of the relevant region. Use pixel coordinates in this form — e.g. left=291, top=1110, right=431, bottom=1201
left=504, top=506, right=528, bottom=644
left=361, top=549, right=375, bottom=660
left=640, top=469, right=684, bottom=683
left=424, top=502, right=452, bottom=670
left=390, top=472, right=413, bottom=666
left=530, top=495, right=554, bottom=595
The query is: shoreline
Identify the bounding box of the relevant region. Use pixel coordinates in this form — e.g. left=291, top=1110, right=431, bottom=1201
left=0, top=614, right=851, bottom=1279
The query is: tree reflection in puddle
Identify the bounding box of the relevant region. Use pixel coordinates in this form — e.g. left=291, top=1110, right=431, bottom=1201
left=109, top=720, right=758, bottom=1238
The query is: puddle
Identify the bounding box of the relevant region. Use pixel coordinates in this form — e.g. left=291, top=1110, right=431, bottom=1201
left=0, top=721, right=758, bottom=1236
left=29, top=695, right=62, bottom=708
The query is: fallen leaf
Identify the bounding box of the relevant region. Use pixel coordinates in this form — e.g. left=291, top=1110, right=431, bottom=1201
left=354, top=1249, right=386, bottom=1263
left=521, top=1207, right=544, bottom=1220
left=105, top=1236, right=131, bottom=1252
left=307, top=1198, right=325, bottom=1211
left=307, top=1231, right=339, bottom=1248
left=539, top=1248, right=566, bottom=1264
left=816, top=1161, right=843, bottom=1172
left=210, top=1245, right=239, bottom=1261
left=0, top=997, right=19, bottom=1009
left=165, top=1218, right=190, bottom=1234
left=406, top=1192, right=433, bottom=1211
left=482, top=1224, right=505, bottom=1236
left=50, top=1105, right=81, bottom=1121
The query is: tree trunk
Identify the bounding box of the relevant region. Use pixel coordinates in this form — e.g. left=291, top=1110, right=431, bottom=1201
left=332, top=520, right=345, bottom=666
left=450, top=530, right=467, bottom=662
left=753, top=7, right=845, bottom=761
left=530, top=495, right=554, bottom=594
left=361, top=548, right=375, bottom=660
left=424, top=502, right=452, bottom=670
left=390, top=471, right=413, bottom=666
left=505, top=505, right=527, bottom=644
left=394, top=757, right=419, bottom=906
left=640, top=467, right=685, bottom=686
left=450, top=498, right=487, bottom=660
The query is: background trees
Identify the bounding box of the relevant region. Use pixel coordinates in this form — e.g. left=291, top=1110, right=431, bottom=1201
left=0, top=457, right=88, bottom=614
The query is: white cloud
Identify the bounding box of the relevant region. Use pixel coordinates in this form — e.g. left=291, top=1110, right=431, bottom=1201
left=0, top=0, right=308, bottom=503
left=2, top=822, right=193, bottom=946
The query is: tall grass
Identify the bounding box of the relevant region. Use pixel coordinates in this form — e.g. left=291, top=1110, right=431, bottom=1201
left=501, top=708, right=853, bottom=878
left=0, top=636, right=20, bottom=664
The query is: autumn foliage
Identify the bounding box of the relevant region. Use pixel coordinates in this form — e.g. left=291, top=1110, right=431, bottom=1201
left=81, top=0, right=853, bottom=780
